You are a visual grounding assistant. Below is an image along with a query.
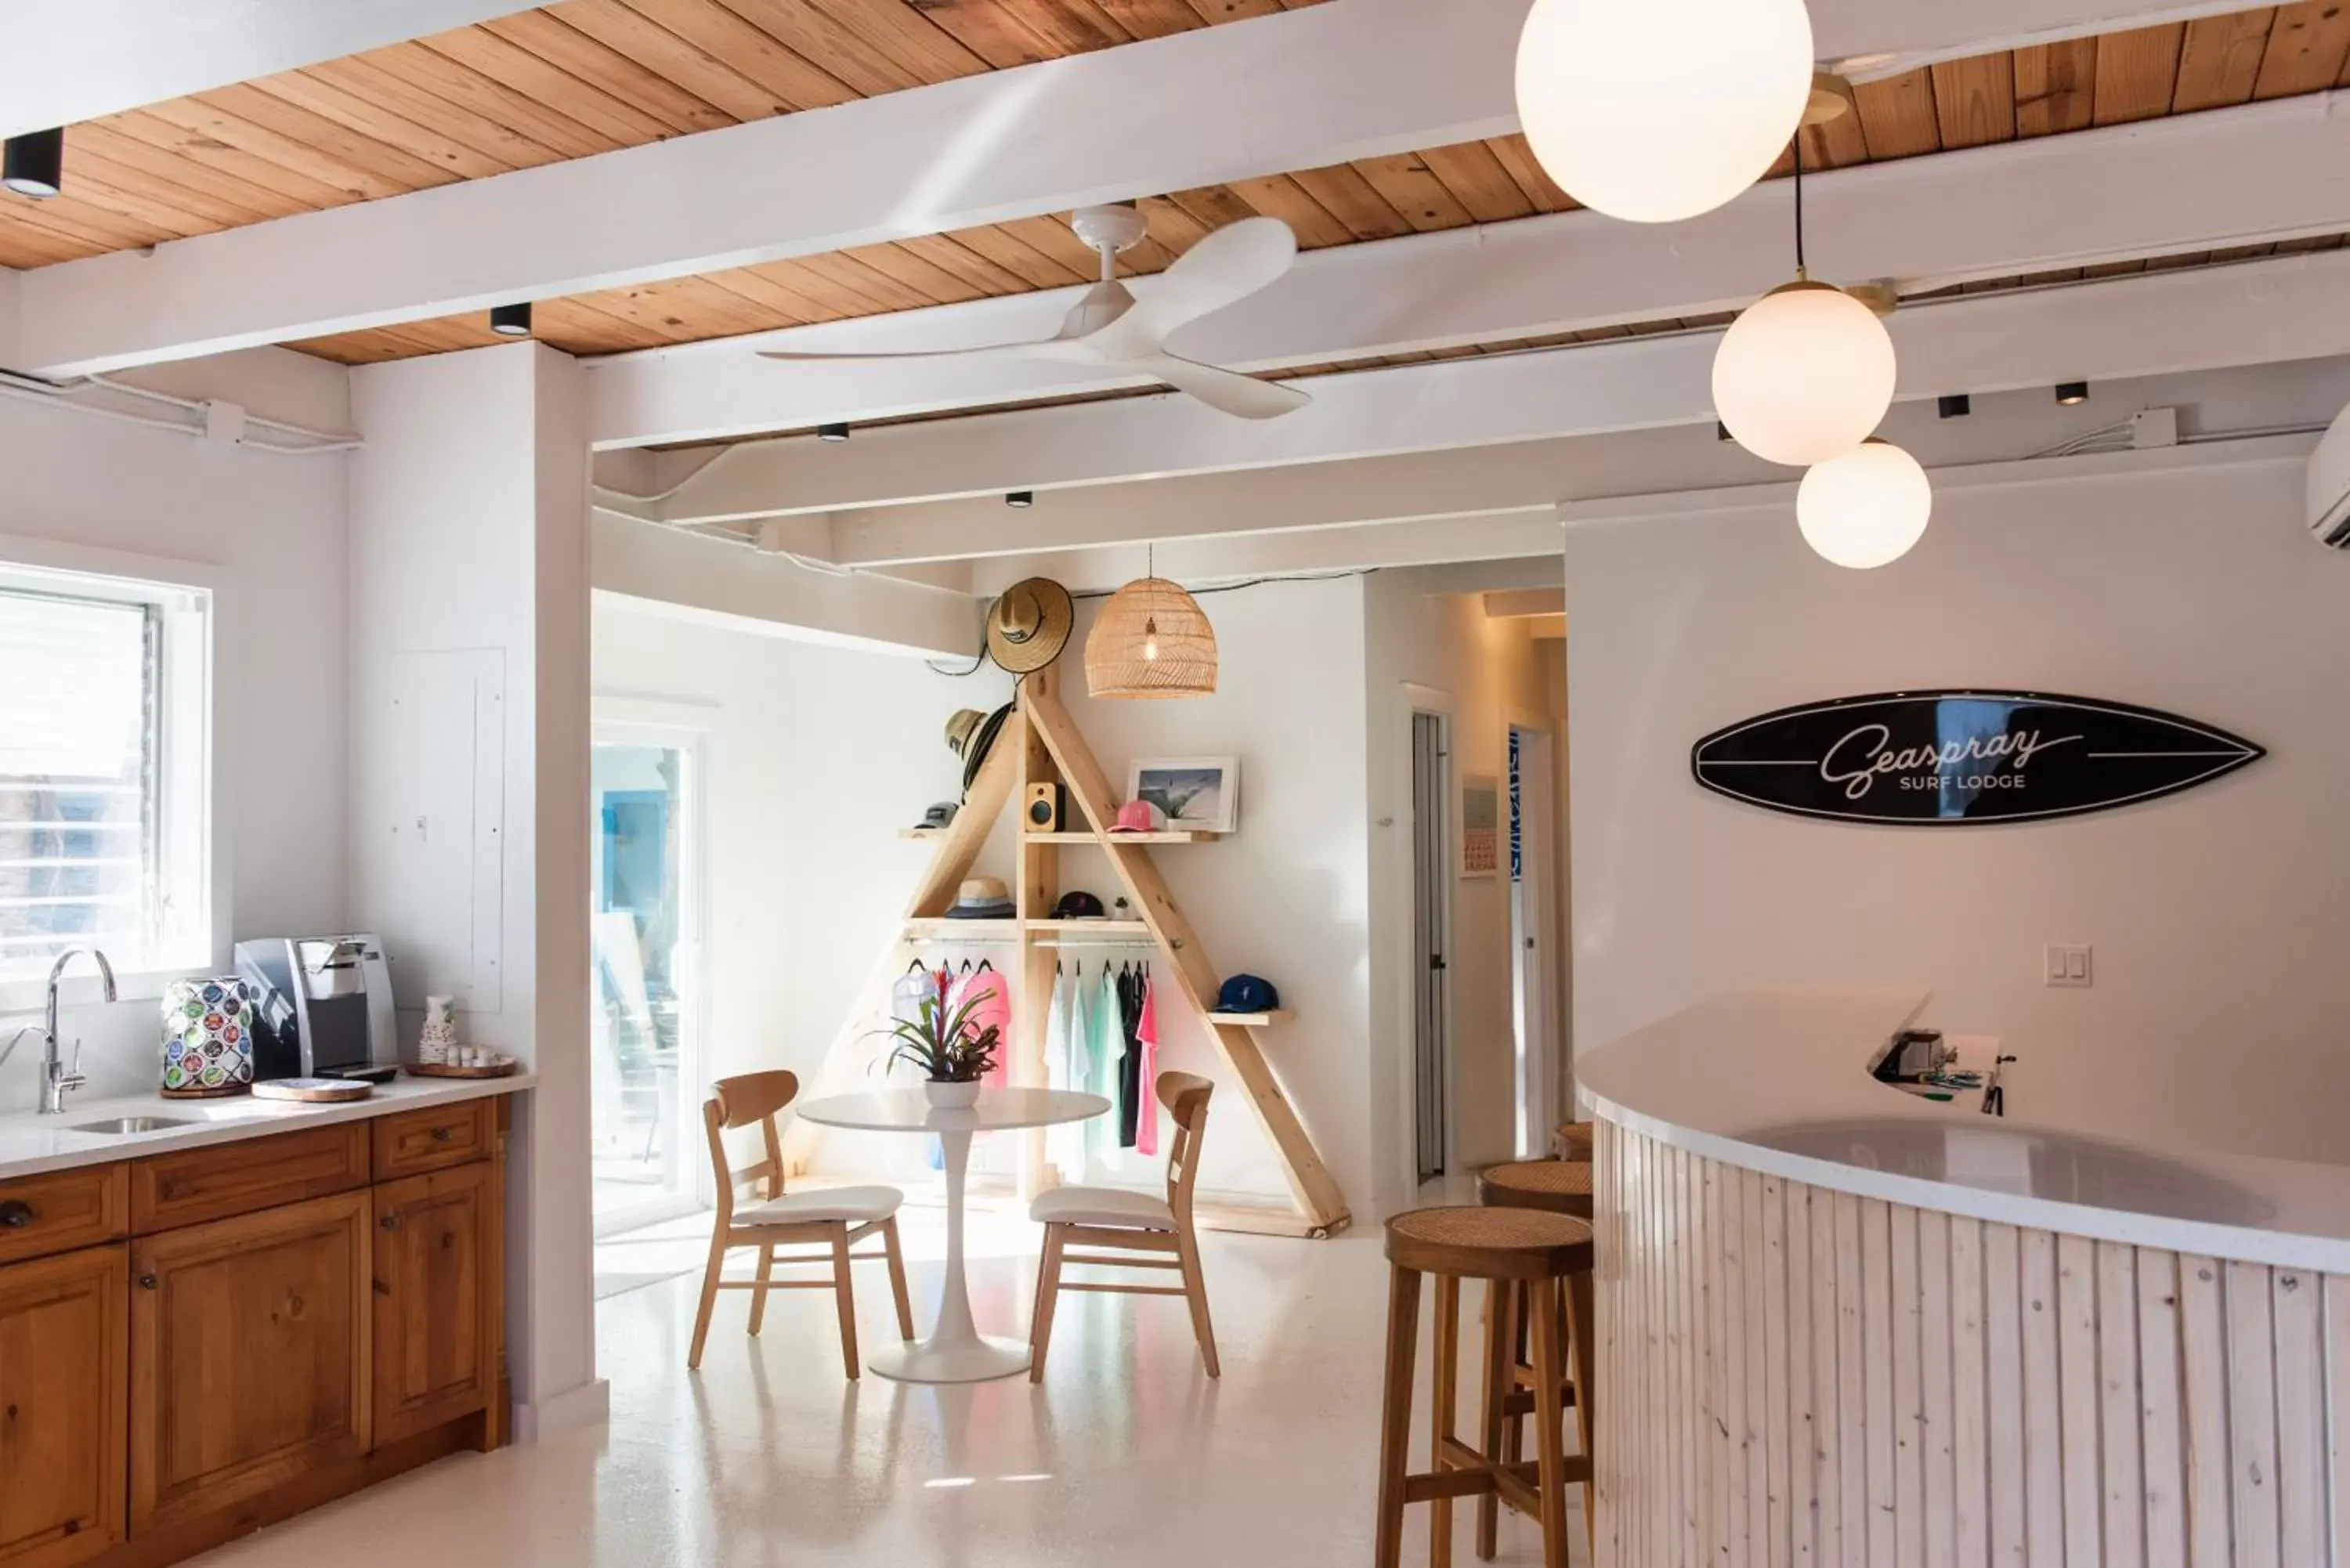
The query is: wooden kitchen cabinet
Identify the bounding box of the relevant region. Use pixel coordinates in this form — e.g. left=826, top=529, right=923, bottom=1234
left=128, top=1191, right=371, bottom=1534
left=0, top=1245, right=127, bottom=1568
left=371, top=1163, right=497, bottom=1446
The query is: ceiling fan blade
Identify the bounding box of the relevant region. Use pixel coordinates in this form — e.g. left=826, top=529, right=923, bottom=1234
left=1083, top=217, right=1296, bottom=360
left=1138, top=353, right=1310, bottom=421
left=757, top=338, right=1079, bottom=364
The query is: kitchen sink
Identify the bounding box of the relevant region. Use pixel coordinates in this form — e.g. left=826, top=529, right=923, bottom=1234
left=66, top=1115, right=194, bottom=1135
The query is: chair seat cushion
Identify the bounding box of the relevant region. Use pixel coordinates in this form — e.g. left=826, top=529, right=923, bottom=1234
left=1029, top=1185, right=1176, bottom=1230
left=738, top=1185, right=903, bottom=1226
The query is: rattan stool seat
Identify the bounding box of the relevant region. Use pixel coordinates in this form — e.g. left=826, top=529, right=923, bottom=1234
left=1479, top=1158, right=1595, bottom=1219
left=1384, top=1205, right=1593, bottom=1281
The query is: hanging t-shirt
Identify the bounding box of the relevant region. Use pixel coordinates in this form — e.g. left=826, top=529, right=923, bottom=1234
left=1047, top=968, right=1087, bottom=1182
left=1135, top=973, right=1161, bottom=1157
left=1087, top=963, right=1121, bottom=1169
left=954, top=964, right=1011, bottom=1087
left=889, top=966, right=941, bottom=1084
left=1117, top=966, right=1144, bottom=1148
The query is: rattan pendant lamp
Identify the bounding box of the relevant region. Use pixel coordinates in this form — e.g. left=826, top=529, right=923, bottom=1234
left=1085, top=545, right=1217, bottom=698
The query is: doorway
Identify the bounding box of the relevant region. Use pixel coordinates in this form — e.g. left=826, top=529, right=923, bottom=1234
left=1409, top=707, right=1453, bottom=1185
left=1508, top=720, right=1559, bottom=1158
left=589, top=724, right=706, bottom=1237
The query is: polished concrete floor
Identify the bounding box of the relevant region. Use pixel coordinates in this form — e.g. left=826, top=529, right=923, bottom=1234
left=196, top=1204, right=1582, bottom=1566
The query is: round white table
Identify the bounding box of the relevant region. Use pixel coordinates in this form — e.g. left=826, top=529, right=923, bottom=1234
left=795, top=1087, right=1109, bottom=1384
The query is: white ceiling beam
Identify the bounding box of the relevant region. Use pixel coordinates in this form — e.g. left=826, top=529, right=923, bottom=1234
left=591, top=90, right=2350, bottom=453
left=967, top=515, right=1569, bottom=598
left=9, top=0, right=2265, bottom=377
left=0, top=2, right=542, bottom=141
left=13, top=0, right=1524, bottom=377
left=645, top=244, right=2350, bottom=547
left=1484, top=589, right=1566, bottom=620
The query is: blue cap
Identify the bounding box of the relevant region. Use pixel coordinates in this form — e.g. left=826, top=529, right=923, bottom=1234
left=1217, top=974, right=1278, bottom=1013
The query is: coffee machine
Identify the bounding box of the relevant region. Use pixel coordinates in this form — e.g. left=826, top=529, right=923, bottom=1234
left=235, top=934, right=401, bottom=1082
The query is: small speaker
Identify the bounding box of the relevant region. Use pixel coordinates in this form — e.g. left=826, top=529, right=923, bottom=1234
left=1024, top=782, right=1064, bottom=833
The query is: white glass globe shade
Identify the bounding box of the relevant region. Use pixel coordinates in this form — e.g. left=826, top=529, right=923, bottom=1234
left=1797, top=440, right=1932, bottom=569
left=1712, top=282, right=1898, bottom=467
left=1515, top=0, right=1815, bottom=224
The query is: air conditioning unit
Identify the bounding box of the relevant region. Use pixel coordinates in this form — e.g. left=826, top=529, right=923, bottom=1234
left=2312, top=400, right=2350, bottom=548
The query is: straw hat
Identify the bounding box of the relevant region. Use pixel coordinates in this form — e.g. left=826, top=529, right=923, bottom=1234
left=985, top=578, right=1074, bottom=674
left=942, top=703, right=1013, bottom=797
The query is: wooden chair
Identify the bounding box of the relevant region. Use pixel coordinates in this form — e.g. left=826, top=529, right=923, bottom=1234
left=1027, top=1070, right=1219, bottom=1380
left=686, top=1070, right=914, bottom=1376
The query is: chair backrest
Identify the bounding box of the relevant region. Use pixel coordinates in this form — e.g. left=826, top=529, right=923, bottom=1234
left=702, top=1070, right=798, bottom=1222
left=1155, top=1071, right=1213, bottom=1220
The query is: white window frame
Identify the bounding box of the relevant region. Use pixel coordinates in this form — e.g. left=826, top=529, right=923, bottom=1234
left=0, top=531, right=222, bottom=1014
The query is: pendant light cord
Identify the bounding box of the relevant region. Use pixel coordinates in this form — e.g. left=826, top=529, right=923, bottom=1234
left=1792, top=133, right=1806, bottom=277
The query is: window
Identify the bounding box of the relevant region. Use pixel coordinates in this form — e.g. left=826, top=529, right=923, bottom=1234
left=0, top=562, right=210, bottom=985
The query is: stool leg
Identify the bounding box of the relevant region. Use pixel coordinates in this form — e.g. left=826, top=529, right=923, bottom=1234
left=1528, top=1276, right=1570, bottom=1568
left=1431, top=1274, right=1461, bottom=1568
left=1374, top=1263, right=1423, bottom=1568
left=1565, top=1266, right=1599, bottom=1555
left=1477, top=1278, right=1513, bottom=1559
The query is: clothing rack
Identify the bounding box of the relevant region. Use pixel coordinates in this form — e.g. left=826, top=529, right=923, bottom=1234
left=1032, top=937, right=1159, bottom=951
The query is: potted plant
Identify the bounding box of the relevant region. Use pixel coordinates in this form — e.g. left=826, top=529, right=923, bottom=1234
left=874, top=970, right=1000, bottom=1108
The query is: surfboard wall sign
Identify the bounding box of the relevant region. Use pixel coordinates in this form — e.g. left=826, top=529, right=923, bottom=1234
left=1690, top=691, right=2264, bottom=826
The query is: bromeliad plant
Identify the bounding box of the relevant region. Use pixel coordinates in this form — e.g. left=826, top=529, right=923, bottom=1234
left=873, top=969, right=1001, bottom=1083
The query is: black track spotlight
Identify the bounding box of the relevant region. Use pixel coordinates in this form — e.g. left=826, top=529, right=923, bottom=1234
left=1006, top=490, right=1034, bottom=509
left=489, top=302, right=533, bottom=338
left=1937, top=393, right=1972, bottom=420
left=817, top=422, right=851, bottom=443
left=3, top=128, right=63, bottom=201
left=2055, top=381, right=2090, bottom=406
left=1715, top=421, right=1734, bottom=444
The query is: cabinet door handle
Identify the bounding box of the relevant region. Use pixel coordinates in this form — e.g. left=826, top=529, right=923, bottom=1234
left=380, top=1213, right=401, bottom=1231
left=137, top=1274, right=157, bottom=1290
left=0, top=1201, right=32, bottom=1230
left=431, top=1126, right=454, bottom=1143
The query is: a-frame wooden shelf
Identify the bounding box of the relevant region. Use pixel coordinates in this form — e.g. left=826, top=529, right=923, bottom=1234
left=784, top=665, right=1350, bottom=1240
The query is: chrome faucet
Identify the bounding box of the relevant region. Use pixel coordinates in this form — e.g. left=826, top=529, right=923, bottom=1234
left=38, top=948, right=114, bottom=1115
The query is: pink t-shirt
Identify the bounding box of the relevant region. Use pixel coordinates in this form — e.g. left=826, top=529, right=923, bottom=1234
left=1135, top=975, right=1160, bottom=1155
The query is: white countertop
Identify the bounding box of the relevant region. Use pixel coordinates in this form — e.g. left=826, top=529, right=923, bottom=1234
left=1578, top=987, right=2350, bottom=1274
left=0, top=1073, right=535, bottom=1179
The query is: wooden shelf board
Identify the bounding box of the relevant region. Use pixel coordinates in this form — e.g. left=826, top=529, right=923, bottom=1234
left=1206, top=1010, right=1294, bottom=1026
left=1024, top=829, right=1220, bottom=844
left=902, top=917, right=1019, bottom=938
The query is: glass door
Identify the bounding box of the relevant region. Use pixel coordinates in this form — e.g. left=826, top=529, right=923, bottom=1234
left=589, top=731, right=703, bottom=1236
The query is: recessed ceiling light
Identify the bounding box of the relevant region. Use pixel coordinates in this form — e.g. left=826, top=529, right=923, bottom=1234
left=1938, top=394, right=1972, bottom=419
left=2055, top=381, right=2090, bottom=406
left=489, top=302, right=533, bottom=338
left=2, top=129, right=63, bottom=200
left=1006, top=491, right=1034, bottom=509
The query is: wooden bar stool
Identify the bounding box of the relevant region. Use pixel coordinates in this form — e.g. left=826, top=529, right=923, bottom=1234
left=1477, top=1159, right=1600, bottom=1559
left=1375, top=1206, right=1595, bottom=1568
left=1553, top=1121, right=1595, bottom=1161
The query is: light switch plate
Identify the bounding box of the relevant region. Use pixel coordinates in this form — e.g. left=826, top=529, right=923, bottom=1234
left=2044, top=944, right=2093, bottom=988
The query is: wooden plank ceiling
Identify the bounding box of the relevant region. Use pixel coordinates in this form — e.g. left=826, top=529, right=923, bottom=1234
left=2, top=2, right=2345, bottom=367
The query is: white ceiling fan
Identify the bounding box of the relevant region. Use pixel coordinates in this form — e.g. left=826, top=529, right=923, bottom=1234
left=758, top=204, right=1310, bottom=421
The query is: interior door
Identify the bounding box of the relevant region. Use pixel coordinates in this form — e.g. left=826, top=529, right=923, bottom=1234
left=1411, top=710, right=1450, bottom=1184
left=0, top=1245, right=127, bottom=1568
left=129, top=1192, right=369, bottom=1532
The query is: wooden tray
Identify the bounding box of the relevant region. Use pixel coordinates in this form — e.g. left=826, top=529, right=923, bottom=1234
left=159, top=1082, right=251, bottom=1100
left=251, top=1078, right=373, bottom=1104
left=407, top=1056, right=519, bottom=1079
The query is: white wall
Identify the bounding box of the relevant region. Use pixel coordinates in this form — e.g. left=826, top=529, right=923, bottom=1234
left=1362, top=565, right=1564, bottom=1214
left=346, top=341, right=599, bottom=1436
left=1055, top=571, right=1376, bottom=1212
left=0, top=392, right=348, bottom=1111
left=1567, top=444, right=2350, bottom=1166
left=589, top=602, right=1014, bottom=1142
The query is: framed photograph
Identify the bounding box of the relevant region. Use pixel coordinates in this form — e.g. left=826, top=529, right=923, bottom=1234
left=1461, top=773, right=1500, bottom=878
left=1127, top=756, right=1240, bottom=834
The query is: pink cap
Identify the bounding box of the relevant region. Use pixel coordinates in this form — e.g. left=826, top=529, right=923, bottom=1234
left=1109, top=799, right=1161, bottom=833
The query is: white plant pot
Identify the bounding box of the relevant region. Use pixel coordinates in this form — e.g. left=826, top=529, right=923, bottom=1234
left=924, top=1080, right=982, bottom=1110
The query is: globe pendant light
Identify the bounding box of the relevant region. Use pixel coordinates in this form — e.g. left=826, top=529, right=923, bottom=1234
left=1085, top=545, right=1217, bottom=699
left=1712, top=132, right=1896, bottom=467
left=1514, top=0, right=1814, bottom=224
left=1797, top=439, right=1932, bottom=569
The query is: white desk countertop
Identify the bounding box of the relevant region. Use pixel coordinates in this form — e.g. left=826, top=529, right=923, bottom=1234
left=0, top=1073, right=535, bottom=1180
left=1578, top=986, right=2350, bottom=1274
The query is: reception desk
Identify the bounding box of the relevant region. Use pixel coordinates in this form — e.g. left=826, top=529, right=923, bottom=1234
left=1579, top=987, right=2350, bottom=1568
